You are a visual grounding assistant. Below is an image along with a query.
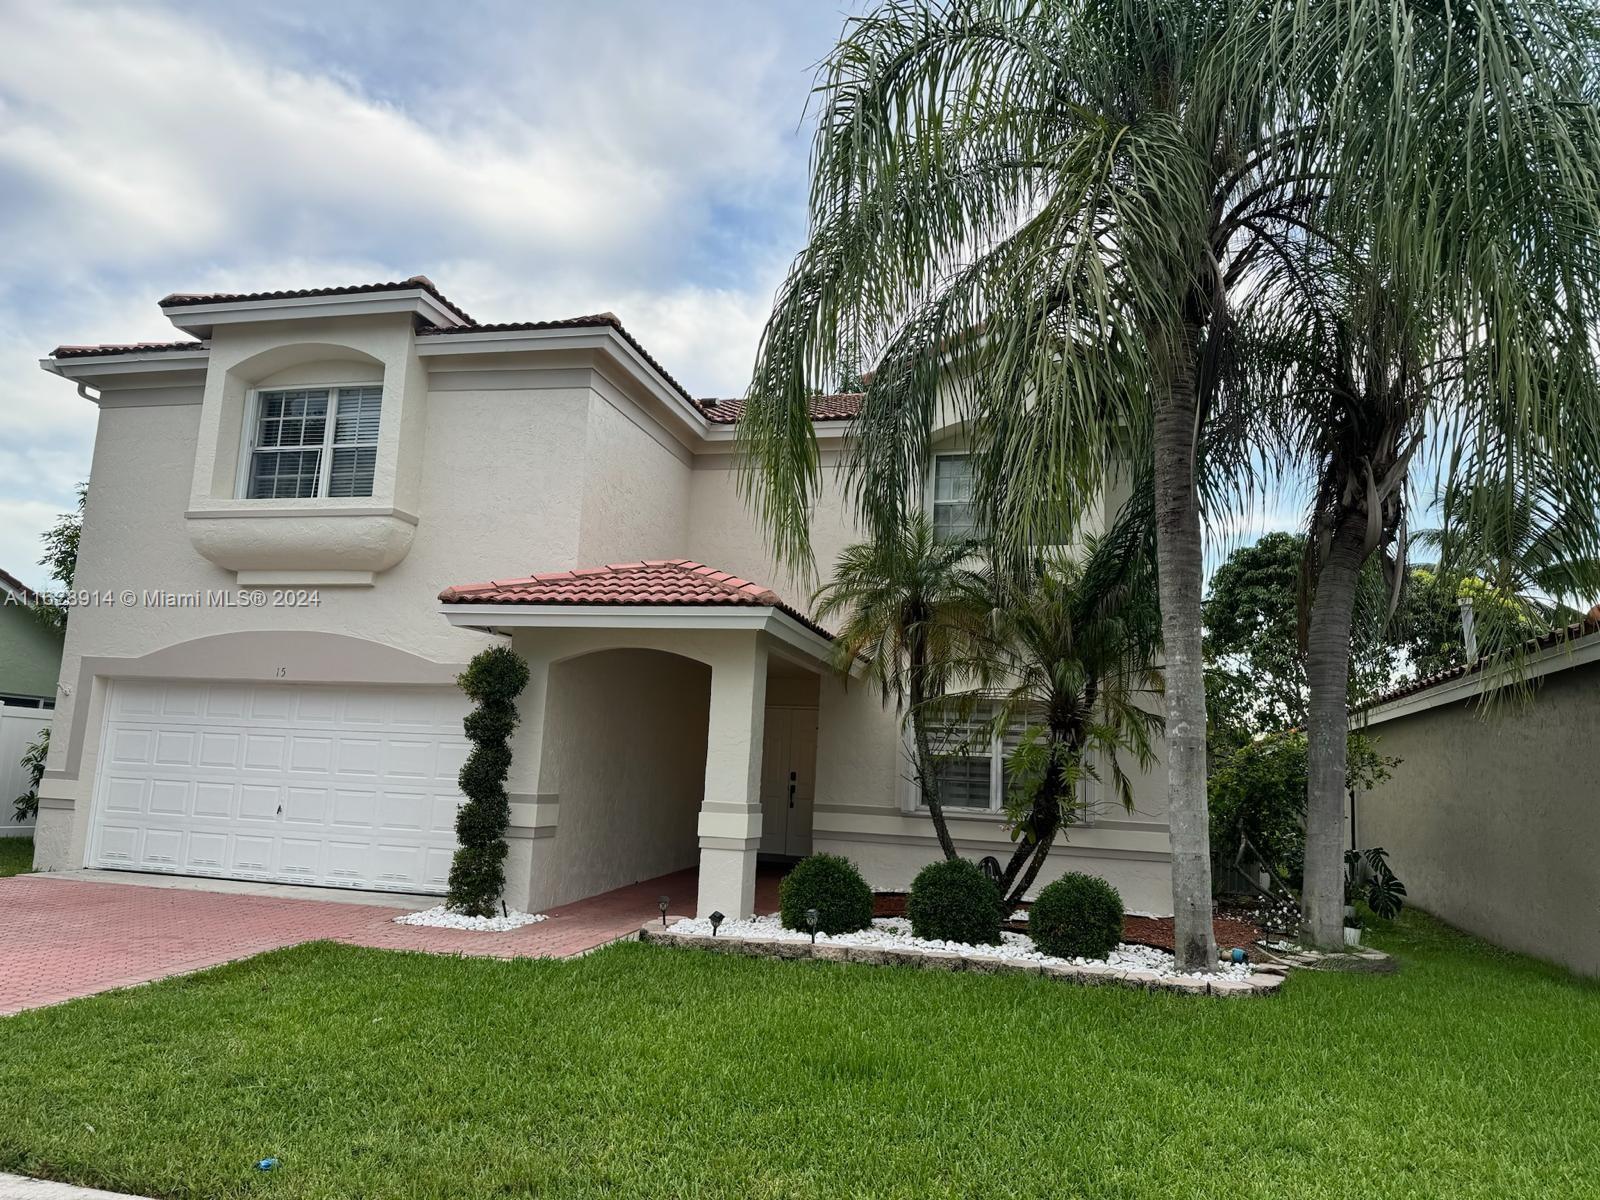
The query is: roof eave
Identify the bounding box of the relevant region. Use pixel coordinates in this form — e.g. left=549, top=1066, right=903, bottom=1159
left=161, top=288, right=466, bottom=338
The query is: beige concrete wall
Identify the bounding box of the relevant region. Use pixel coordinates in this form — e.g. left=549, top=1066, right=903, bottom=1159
left=1358, top=664, right=1600, bottom=976
left=538, top=648, right=710, bottom=904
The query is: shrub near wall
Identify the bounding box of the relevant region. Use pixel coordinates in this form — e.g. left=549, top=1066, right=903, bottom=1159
left=447, top=645, right=530, bottom=917
left=779, top=853, right=874, bottom=935
left=1029, top=873, right=1124, bottom=960
left=907, top=858, right=1004, bottom=945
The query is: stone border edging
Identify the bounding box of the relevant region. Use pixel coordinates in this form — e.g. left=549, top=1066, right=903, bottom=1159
left=637, top=926, right=1285, bottom=996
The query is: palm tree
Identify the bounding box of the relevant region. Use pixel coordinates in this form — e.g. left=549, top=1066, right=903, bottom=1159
left=813, top=513, right=990, bottom=859
left=978, top=507, right=1163, bottom=909
left=736, top=0, right=1600, bottom=967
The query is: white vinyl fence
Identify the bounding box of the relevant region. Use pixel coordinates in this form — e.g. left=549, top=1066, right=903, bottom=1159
left=1, top=702, right=52, bottom=837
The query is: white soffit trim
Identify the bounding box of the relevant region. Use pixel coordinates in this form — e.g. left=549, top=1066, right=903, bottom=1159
left=40, top=350, right=210, bottom=383
left=1362, top=631, right=1600, bottom=725
left=438, top=602, right=836, bottom=665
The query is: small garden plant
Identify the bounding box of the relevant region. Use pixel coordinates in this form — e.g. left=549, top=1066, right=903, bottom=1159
left=1029, top=873, right=1124, bottom=960
left=907, top=857, right=1004, bottom=945
left=446, top=645, right=530, bottom=917
left=779, top=853, right=873, bottom=935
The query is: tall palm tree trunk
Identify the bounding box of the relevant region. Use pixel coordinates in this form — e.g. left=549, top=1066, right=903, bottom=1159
left=1302, top=520, right=1368, bottom=948
left=1151, top=326, right=1218, bottom=972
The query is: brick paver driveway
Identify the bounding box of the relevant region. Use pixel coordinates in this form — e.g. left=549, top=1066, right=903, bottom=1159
left=0, top=867, right=779, bottom=1016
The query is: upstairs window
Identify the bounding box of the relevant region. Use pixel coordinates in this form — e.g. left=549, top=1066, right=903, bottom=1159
left=931, top=453, right=976, bottom=539
left=246, top=386, right=382, bottom=500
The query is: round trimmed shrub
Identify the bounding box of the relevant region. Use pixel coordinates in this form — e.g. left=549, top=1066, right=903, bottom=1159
left=1029, top=873, right=1124, bottom=960
left=907, top=858, right=1004, bottom=945
left=779, top=853, right=873, bottom=935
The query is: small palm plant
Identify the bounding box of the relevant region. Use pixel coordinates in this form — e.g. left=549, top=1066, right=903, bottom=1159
left=813, top=512, right=990, bottom=859
left=977, top=507, right=1163, bottom=909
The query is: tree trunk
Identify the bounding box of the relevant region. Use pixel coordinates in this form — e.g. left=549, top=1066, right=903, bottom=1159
left=909, top=645, right=959, bottom=861
left=1005, top=821, right=1059, bottom=910
left=1302, top=519, right=1369, bottom=949
left=1151, top=323, right=1218, bottom=972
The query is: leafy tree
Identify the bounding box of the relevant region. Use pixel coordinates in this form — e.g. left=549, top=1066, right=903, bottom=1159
left=12, top=727, right=48, bottom=823
left=34, top=483, right=86, bottom=630
left=813, top=513, right=990, bottom=859
left=736, top=0, right=1551, bottom=968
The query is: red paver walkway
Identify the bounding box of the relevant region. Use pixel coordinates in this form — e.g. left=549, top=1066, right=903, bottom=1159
left=0, top=866, right=784, bottom=1017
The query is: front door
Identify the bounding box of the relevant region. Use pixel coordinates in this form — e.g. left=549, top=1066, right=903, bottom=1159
left=759, top=706, right=817, bottom=857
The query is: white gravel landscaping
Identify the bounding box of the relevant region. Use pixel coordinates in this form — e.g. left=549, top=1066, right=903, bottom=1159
left=395, top=905, right=549, bottom=932
left=667, top=914, right=1254, bottom=982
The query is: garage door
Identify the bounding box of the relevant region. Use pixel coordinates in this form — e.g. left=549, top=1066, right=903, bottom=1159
left=90, top=680, right=471, bottom=893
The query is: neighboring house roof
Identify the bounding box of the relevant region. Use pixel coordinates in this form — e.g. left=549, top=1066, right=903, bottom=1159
left=1362, top=606, right=1600, bottom=711
left=160, top=275, right=477, bottom=326
left=0, top=567, right=42, bottom=606
left=696, top=393, right=864, bottom=424
left=438, top=558, right=831, bottom=639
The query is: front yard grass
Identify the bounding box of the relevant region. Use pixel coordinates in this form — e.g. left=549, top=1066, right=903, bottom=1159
left=0, top=836, right=32, bottom=877
left=1, top=913, right=1596, bottom=1199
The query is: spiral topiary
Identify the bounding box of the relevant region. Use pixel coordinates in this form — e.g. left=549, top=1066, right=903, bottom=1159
left=446, top=645, right=530, bottom=916
left=907, top=857, right=1004, bottom=945
left=778, top=853, right=874, bottom=934
left=1028, top=872, right=1124, bottom=960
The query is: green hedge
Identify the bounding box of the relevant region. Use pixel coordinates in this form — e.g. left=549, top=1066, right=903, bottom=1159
left=1028, top=873, right=1123, bottom=960
left=779, top=854, right=874, bottom=935
left=907, top=858, right=1004, bottom=945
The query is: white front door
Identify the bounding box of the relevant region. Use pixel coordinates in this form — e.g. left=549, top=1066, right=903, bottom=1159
left=759, top=706, right=817, bottom=857
left=89, top=680, right=471, bottom=893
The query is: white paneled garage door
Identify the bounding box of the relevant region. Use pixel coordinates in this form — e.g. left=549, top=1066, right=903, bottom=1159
left=90, top=680, right=471, bottom=893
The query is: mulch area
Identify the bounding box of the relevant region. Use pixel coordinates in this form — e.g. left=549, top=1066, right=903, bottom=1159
left=872, top=892, right=1264, bottom=953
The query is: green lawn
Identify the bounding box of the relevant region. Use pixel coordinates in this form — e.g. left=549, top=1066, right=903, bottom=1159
left=0, top=836, right=32, bottom=877
left=1, top=915, right=1596, bottom=1199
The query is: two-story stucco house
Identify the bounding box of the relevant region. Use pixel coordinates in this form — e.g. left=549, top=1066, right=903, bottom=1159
left=33, top=277, right=1174, bottom=919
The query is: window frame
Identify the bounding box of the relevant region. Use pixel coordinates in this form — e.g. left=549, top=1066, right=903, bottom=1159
left=236, top=381, right=385, bottom=501
left=928, top=451, right=977, bottom=541
left=906, top=697, right=1096, bottom=823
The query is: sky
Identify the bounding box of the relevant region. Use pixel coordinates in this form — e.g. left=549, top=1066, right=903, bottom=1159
left=0, top=0, right=1311, bottom=594
left=0, top=0, right=859, bottom=590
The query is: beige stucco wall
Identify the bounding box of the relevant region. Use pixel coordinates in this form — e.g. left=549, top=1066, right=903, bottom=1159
left=536, top=648, right=710, bottom=905
left=1358, top=664, right=1600, bottom=977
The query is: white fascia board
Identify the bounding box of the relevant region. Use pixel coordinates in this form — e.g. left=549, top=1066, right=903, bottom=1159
left=698, top=417, right=855, bottom=448
left=162, top=288, right=463, bottom=337
left=40, top=350, right=210, bottom=383
left=1362, top=631, right=1600, bottom=726
left=438, top=602, right=836, bottom=665
left=417, top=324, right=711, bottom=435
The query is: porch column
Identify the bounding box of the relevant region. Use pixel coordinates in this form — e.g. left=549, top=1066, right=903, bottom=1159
left=696, top=633, right=768, bottom=918
left=502, top=640, right=556, bottom=913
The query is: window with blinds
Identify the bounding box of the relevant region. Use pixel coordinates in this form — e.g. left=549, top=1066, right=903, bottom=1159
left=931, top=454, right=976, bottom=539
left=246, top=386, right=382, bottom=500
left=922, top=698, right=1092, bottom=819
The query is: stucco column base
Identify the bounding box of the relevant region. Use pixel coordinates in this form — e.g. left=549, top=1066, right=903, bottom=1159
left=697, top=837, right=761, bottom=919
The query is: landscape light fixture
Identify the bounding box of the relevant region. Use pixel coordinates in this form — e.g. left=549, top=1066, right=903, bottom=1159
left=805, top=908, right=820, bottom=944
left=709, top=910, right=725, bottom=936
left=658, top=895, right=670, bottom=927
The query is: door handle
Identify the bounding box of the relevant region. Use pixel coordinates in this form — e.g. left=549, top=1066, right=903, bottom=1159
left=788, top=771, right=796, bottom=808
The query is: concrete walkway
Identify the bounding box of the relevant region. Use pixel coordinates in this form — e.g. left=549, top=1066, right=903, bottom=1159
left=1, top=866, right=780, bottom=1017
left=0, top=1173, right=153, bottom=1199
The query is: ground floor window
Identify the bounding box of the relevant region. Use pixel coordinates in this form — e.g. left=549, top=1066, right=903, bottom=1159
left=916, top=698, right=1092, bottom=820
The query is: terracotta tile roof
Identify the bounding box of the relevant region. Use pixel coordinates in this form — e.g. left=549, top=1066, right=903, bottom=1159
left=159, top=275, right=475, bottom=325
left=697, top=393, right=864, bottom=424
left=1362, top=606, right=1600, bottom=710
left=416, top=312, right=696, bottom=405
left=439, top=558, right=831, bottom=639
left=50, top=340, right=207, bottom=359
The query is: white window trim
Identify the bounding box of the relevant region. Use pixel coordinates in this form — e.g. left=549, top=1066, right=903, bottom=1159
left=235, top=381, right=385, bottom=501
left=902, top=718, right=1097, bottom=825
left=928, top=450, right=975, bottom=539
